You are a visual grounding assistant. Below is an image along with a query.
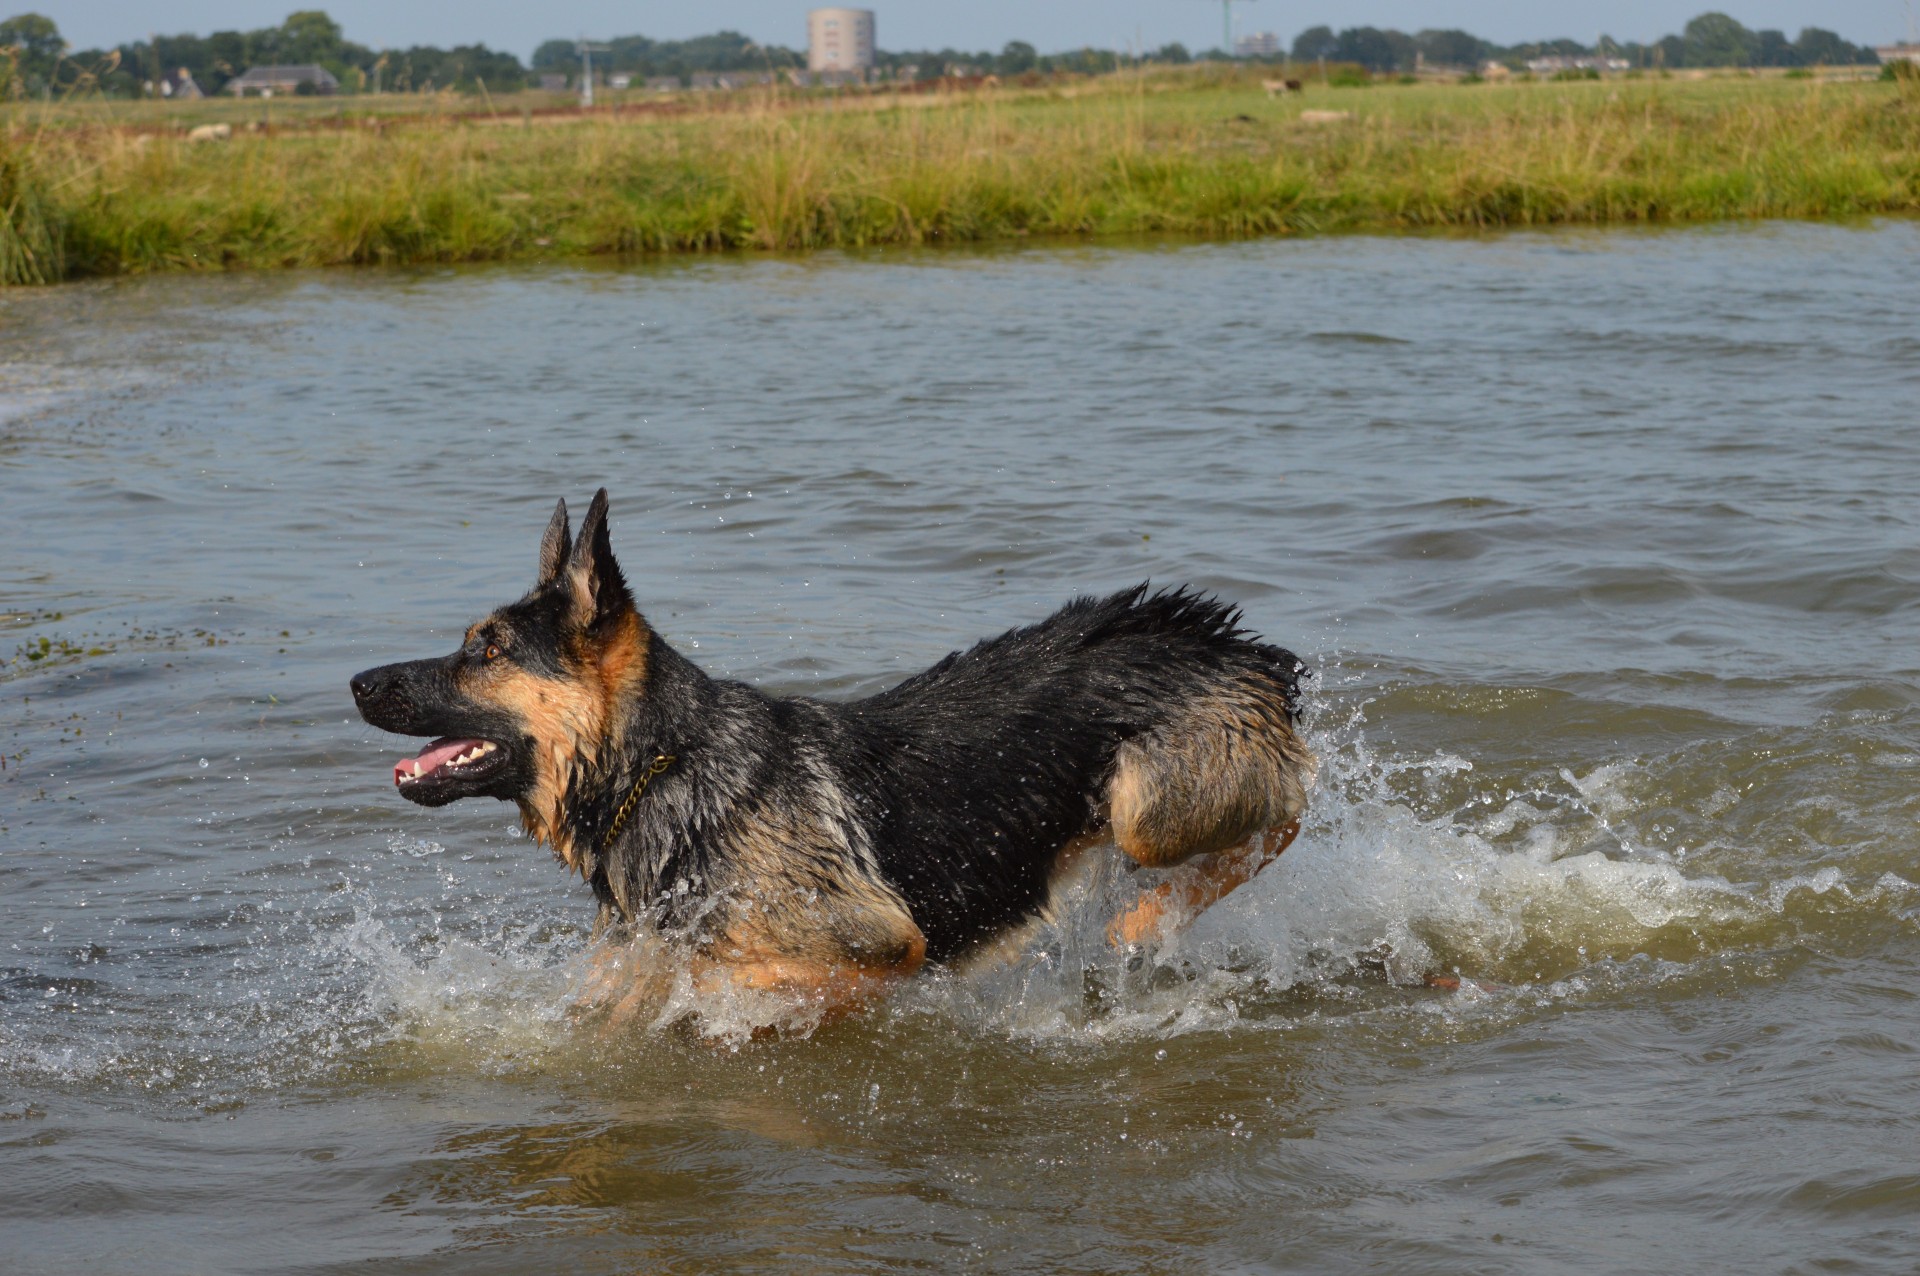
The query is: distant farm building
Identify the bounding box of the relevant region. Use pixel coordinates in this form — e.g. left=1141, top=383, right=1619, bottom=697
left=1233, top=32, right=1283, bottom=57
left=161, top=67, right=203, bottom=99
left=808, top=8, right=875, bottom=74
left=1525, top=55, right=1629, bottom=75
left=538, top=73, right=568, bottom=92
left=1877, top=44, right=1920, bottom=66
left=226, top=65, right=340, bottom=95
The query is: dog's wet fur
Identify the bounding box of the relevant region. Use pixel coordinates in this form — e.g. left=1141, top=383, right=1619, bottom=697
left=352, top=490, right=1313, bottom=1006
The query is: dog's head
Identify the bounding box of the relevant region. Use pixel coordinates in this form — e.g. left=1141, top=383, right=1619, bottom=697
left=350, top=490, right=648, bottom=852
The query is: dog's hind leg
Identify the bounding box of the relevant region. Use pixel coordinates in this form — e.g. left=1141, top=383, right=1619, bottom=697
left=1104, top=678, right=1313, bottom=945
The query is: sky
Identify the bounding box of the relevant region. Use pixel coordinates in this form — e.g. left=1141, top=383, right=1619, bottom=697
left=42, top=1, right=1915, bottom=61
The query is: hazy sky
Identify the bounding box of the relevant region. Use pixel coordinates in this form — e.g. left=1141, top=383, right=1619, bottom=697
left=44, top=1, right=1914, bottom=60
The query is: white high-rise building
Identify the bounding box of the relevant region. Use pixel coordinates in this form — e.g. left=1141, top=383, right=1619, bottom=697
left=808, top=8, right=875, bottom=74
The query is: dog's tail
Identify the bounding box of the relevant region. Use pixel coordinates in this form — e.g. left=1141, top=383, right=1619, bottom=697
left=1058, top=583, right=1308, bottom=718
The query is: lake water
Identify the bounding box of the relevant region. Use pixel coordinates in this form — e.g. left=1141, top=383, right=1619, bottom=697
left=3, top=223, right=1918, bottom=1274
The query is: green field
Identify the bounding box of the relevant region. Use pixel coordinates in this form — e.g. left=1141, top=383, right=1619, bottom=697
left=4, top=67, right=1918, bottom=285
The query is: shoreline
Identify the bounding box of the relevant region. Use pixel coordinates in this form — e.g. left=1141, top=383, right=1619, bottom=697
left=5, top=70, right=1917, bottom=287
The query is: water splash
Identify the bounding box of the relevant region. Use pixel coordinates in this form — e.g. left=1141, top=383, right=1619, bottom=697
left=326, top=692, right=1918, bottom=1055
left=7, top=688, right=1911, bottom=1092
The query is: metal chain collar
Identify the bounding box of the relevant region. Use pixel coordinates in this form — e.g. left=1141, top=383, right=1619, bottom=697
left=600, top=752, right=675, bottom=854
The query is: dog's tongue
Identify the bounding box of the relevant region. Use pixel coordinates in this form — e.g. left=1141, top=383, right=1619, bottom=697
left=394, top=738, right=485, bottom=785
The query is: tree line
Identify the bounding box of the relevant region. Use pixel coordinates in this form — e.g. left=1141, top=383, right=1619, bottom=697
left=0, top=10, right=522, bottom=97
left=0, top=9, right=1885, bottom=100
left=526, top=33, right=1181, bottom=81
left=1282, top=14, right=1878, bottom=73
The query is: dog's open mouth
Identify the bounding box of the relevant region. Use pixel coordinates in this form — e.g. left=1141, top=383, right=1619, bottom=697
left=394, top=736, right=508, bottom=799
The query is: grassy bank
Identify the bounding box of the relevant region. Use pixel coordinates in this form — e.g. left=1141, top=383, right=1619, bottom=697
left=4, top=68, right=1918, bottom=284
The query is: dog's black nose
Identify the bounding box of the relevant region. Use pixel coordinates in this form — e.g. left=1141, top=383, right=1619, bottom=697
left=350, top=669, right=384, bottom=707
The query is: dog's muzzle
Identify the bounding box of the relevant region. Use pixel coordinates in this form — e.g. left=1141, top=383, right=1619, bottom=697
left=350, top=660, right=438, bottom=734
left=351, top=659, right=522, bottom=806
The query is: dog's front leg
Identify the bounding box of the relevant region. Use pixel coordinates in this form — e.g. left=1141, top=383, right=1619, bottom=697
left=1107, top=819, right=1300, bottom=948
left=695, top=947, right=926, bottom=1032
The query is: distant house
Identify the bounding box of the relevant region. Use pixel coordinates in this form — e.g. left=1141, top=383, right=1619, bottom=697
left=607, top=72, right=633, bottom=90
left=226, top=64, right=339, bottom=95
left=1878, top=44, right=1920, bottom=66
left=538, top=73, right=568, bottom=92
left=686, top=72, right=764, bottom=90
left=1233, top=32, right=1282, bottom=58
left=644, top=75, right=681, bottom=91
left=226, top=64, right=339, bottom=96
left=161, top=67, right=203, bottom=99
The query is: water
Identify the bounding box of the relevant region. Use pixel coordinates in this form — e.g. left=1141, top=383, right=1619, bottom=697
left=3, top=222, right=1918, bottom=1273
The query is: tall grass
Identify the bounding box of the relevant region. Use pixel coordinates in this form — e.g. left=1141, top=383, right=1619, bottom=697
left=3, top=70, right=1917, bottom=284
left=0, top=140, right=64, bottom=284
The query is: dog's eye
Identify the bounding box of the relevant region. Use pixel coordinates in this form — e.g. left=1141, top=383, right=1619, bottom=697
left=484, top=643, right=501, bottom=662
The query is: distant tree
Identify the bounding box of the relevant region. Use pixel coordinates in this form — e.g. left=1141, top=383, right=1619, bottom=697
left=530, top=39, right=574, bottom=71
left=1149, top=42, right=1190, bottom=64
left=1332, top=26, right=1410, bottom=73
left=665, top=31, right=770, bottom=73
left=280, top=10, right=343, bottom=64
left=1683, top=12, right=1757, bottom=66
left=1754, top=29, right=1797, bottom=66
left=1290, top=25, right=1335, bottom=61
left=380, top=42, right=521, bottom=91
left=0, top=12, right=59, bottom=58
left=206, top=30, right=246, bottom=85
left=997, top=40, right=1036, bottom=74
left=1505, top=37, right=1589, bottom=61
left=538, top=30, right=796, bottom=80
left=0, top=11, right=62, bottom=83
left=1415, top=28, right=1485, bottom=70
left=1794, top=27, right=1876, bottom=65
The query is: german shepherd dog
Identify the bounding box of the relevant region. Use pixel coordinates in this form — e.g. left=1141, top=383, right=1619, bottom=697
left=351, top=490, right=1314, bottom=1020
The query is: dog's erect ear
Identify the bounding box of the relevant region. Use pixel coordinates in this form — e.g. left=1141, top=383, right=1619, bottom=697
left=564, top=487, right=633, bottom=629
left=537, top=497, right=572, bottom=585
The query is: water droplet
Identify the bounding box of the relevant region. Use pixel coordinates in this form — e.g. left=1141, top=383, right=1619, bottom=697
left=199, top=758, right=209, bottom=768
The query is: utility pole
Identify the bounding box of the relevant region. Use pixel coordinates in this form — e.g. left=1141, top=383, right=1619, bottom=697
left=1214, top=0, right=1253, bottom=58
left=577, top=39, right=609, bottom=108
